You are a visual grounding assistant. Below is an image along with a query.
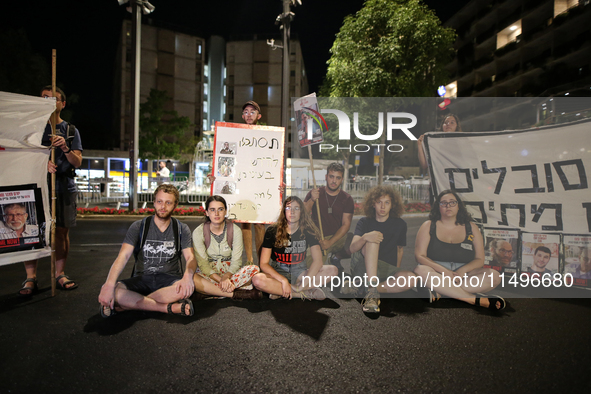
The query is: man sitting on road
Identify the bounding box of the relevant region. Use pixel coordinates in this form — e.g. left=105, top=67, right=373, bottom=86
left=98, top=184, right=196, bottom=318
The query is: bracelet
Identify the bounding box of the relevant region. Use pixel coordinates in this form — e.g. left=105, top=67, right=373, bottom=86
left=64, top=147, right=71, bottom=154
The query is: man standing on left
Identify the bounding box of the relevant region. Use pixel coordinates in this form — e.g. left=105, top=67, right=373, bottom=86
left=98, top=184, right=196, bottom=318
left=18, top=86, right=83, bottom=296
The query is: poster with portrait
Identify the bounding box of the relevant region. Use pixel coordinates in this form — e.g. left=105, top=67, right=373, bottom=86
left=563, top=234, right=591, bottom=288
left=293, top=93, right=324, bottom=148
left=0, top=184, right=46, bottom=254
left=520, top=233, right=561, bottom=278
left=212, top=122, right=284, bottom=223
left=483, top=228, right=519, bottom=273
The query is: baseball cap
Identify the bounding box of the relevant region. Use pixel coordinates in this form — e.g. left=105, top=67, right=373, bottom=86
left=242, top=101, right=261, bottom=112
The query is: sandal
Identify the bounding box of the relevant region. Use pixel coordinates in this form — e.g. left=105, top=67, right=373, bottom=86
left=18, top=278, right=38, bottom=297
left=99, top=304, right=117, bottom=318
left=415, top=285, right=440, bottom=303
left=475, top=293, right=506, bottom=311
left=167, top=299, right=194, bottom=317
left=56, top=275, right=79, bottom=291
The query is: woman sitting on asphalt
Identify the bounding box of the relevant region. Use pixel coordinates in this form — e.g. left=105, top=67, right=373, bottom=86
left=414, top=189, right=505, bottom=310
left=252, top=196, right=338, bottom=300
left=192, top=195, right=261, bottom=300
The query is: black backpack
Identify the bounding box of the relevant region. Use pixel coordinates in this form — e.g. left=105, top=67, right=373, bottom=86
left=131, top=216, right=183, bottom=277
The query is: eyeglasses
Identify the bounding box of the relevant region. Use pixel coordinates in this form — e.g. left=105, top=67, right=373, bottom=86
left=242, top=111, right=258, bottom=116
left=499, top=248, right=513, bottom=255
left=4, top=213, right=26, bottom=218
left=439, top=201, right=458, bottom=208
left=285, top=206, right=300, bottom=211
left=42, top=95, right=62, bottom=102
left=155, top=200, right=174, bottom=207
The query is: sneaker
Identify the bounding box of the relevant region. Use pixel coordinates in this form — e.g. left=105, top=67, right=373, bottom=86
left=300, top=287, right=326, bottom=301
left=361, top=288, right=380, bottom=313
left=269, top=294, right=282, bottom=300
left=232, top=288, right=263, bottom=300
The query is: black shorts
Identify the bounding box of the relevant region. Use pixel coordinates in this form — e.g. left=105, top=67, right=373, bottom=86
left=55, top=192, right=77, bottom=228
left=119, top=273, right=182, bottom=296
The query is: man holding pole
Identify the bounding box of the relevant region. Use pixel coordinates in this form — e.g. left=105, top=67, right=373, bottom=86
left=18, top=86, right=83, bottom=296
left=303, top=162, right=354, bottom=269
left=240, top=100, right=267, bottom=264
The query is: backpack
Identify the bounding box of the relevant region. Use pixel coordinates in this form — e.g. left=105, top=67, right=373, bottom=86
left=203, top=220, right=234, bottom=249
left=131, top=216, right=183, bottom=277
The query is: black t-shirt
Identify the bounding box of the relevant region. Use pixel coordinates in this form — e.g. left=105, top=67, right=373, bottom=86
left=304, top=187, right=354, bottom=237
left=354, top=215, right=407, bottom=266
left=262, top=226, right=319, bottom=265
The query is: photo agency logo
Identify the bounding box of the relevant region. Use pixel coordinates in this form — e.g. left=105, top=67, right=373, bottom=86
left=317, top=100, right=418, bottom=153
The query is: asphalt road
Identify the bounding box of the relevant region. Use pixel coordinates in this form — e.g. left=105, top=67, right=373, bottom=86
left=1, top=216, right=590, bottom=393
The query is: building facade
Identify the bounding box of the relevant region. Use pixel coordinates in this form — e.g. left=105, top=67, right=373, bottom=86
left=444, top=0, right=591, bottom=98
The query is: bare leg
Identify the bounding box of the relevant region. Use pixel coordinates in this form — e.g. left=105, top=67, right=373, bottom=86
left=296, top=265, right=339, bottom=291
left=241, top=223, right=253, bottom=263
left=361, top=242, right=380, bottom=278
left=414, top=265, right=501, bottom=309
left=114, top=282, right=190, bottom=314
left=193, top=274, right=234, bottom=298
left=252, top=272, right=311, bottom=298
left=54, top=227, right=76, bottom=288
left=19, top=260, right=38, bottom=295
left=378, top=271, right=420, bottom=294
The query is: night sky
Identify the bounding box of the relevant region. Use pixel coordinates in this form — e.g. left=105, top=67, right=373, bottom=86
left=2, top=0, right=469, bottom=149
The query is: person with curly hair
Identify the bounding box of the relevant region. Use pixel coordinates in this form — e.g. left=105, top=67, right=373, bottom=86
left=252, top=196, right=338, bottom=300
left=414, top=190, right=505, bottom=311
left=345, top=186, right=418, bottom=313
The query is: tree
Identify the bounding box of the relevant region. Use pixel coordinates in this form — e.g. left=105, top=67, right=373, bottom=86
left=139, top=89, right=194, bottom=161
left=320, top=0, right=456, bottom=181
left=323, top=0, right=456, bottom=98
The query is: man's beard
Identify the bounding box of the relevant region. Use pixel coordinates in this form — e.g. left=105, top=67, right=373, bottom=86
left=156, top=209, right=174, bottom=220
left=327, top=183, right=341, bottom=193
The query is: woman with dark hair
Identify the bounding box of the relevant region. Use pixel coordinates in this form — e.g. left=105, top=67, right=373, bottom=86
left=417, top=114, right=462, bottom=173
left=192, top=195, right=261, bottom=300
left=252, top=196, right=338, bottom=300
left=414, top=190, right=505, bottom=310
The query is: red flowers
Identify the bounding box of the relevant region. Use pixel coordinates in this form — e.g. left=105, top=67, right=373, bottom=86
left=77, top=206, right=206, bottom=216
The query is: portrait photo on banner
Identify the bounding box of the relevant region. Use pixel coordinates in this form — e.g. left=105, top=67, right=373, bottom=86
left=520, top=232, right=561, bottom=277
left=0, top=184, right=46, bottom=254
left=564, top=235, right=591, bottom=287
left=483, top=228, right=520, bottom=272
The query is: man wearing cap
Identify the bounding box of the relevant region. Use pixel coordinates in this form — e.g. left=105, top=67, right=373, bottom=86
left=240, top=101, right=266, bottom=264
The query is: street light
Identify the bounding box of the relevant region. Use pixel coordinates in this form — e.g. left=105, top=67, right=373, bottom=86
left=117, top=0, right=155, bottom=211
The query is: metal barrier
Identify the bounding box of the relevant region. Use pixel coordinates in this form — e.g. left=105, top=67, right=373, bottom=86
left=290, top=182, right=430, bottom=204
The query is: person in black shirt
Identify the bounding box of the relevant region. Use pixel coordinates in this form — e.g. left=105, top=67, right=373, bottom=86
left=252, top=196, right=338, bottom=300
left=347, top=186, right=418, bottom=313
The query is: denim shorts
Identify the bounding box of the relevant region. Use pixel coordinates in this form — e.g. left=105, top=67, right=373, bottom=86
left=434, top=261, right=467, bottom=272
left=270, top=260, right=308, bottom=285
left=119, top=273, right=182, bottom=296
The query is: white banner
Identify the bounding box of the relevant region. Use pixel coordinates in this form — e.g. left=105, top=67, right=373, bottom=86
left=0, top=91, right=53, bottom=266
left=212, top=122, right=284, bottom=224
left=425, top=120, right=591, bottom=234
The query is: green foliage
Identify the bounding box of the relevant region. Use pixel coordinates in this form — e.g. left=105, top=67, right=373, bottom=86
left=323, top=0, right=456, bottom=98
left=139, top=89, right=194, bottom=160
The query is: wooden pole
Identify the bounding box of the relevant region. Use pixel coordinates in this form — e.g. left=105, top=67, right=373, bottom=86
left=308, top=145, right=326, bottom=256
left=50, top=49, right=57, bottom=297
